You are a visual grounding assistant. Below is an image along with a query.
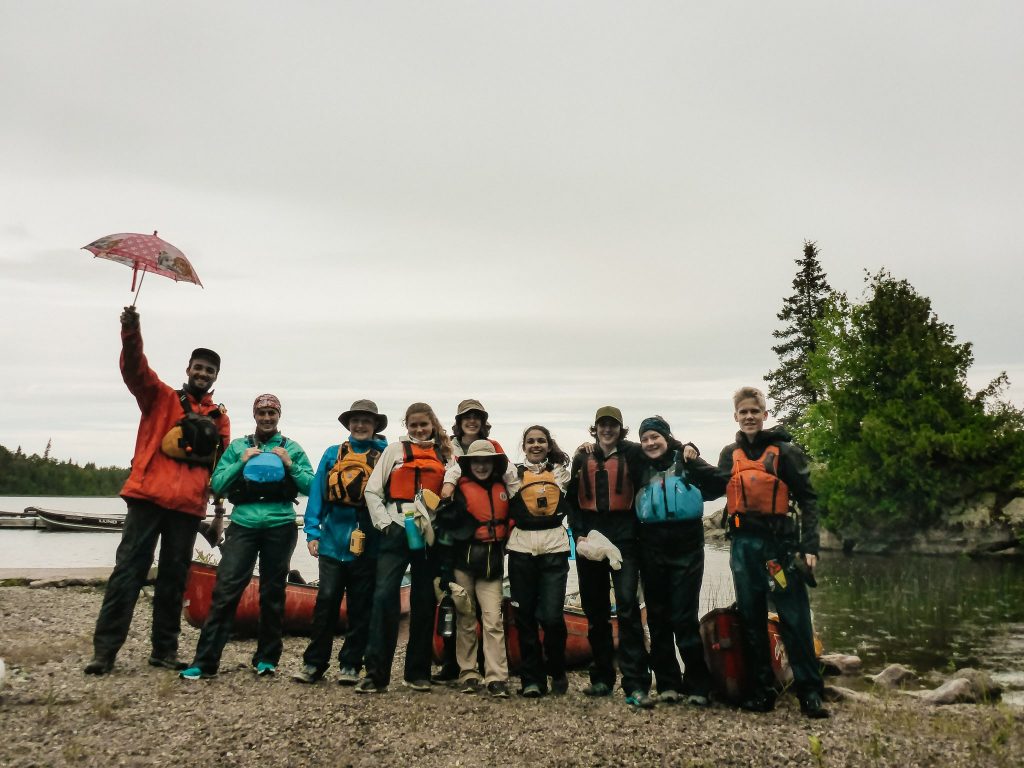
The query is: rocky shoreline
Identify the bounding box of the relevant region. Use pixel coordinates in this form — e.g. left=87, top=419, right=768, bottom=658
left=1, top=584, right=1022, bottom=767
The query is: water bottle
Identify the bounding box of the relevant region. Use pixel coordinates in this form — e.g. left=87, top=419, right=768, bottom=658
left=568, top=526, right=576, bottom=560
left=349, top=527, right=365, bottom=556
left=404, top=508, right=425, bottom=550
left=436, top=594, right=456, bottom=638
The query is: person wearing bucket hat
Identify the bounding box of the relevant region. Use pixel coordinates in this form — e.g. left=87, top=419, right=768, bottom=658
left=504, top=425, right=573, bottom=698
left=435, top=398, right=516, bottom=681
left=179, top=394, right=314, bottom=681
left=433, top=439, right=513, bottom=698
left=358, top=403, right=454, bottom=694
left=565, top=405, right=654, bottom=707
left=292, top=400, right=389, bottom=685
left=633, top=415, right=727, bottom=707
left=85, top=307, right=230, bottom=676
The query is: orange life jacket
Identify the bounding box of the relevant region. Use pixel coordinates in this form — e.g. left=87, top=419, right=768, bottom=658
left=726, top=445, right=790, bottom=516
left=386, top=441, right=445, bottom=502
left=577, top=452, right=634, bottom=512
left=326, top=442, right=380, bottom=506
left=458, top=477, right=510, bottom=542
left=517, top=465, right=562, bottom=517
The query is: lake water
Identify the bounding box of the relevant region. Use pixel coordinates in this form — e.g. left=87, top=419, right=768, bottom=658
left=2, top=496, right=1022, bottom=703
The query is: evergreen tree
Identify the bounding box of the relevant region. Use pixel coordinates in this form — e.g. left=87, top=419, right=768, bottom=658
left=765, top=241, right=833, bottom=429
left=800, top=269, right=1024, bottom=535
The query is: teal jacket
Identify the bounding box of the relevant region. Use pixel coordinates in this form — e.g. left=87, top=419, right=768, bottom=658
left=304, top=435, right=388, bottom=562
left=212, top=432, right=314, bottom=529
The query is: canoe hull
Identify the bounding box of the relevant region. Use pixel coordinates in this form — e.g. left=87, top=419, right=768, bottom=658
left=183, top=561, right=410, bottom=637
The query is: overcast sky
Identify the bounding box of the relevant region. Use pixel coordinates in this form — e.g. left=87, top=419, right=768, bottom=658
left=2, top=2, right=1022, bottom=470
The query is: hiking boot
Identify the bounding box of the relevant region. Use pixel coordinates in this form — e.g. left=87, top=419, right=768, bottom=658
left=487, top=681, right=510, bottom=698
left=739, top=694, right=775, bottom=713
left=550, top=676, right=569, bottom=696
left=402, top=678, right=431, bottom=692
left=459, top=678, right=482, bottom=694
left=84, top=657, right=113, bottom=676
left=658, top=689, right=681, bottom=704
left=800, top=693, right=830, bottom=719
left=179, top=666, right=216, bottom=681
left=582, top=682, right=612, bottom=697
left=254, top=662, right=277, bottom=676
left=148, top=653, right=187, bottom=671
left=292, top=664, right=323, bottom=684
left=354, top=678, right=386, bottom=694
left=431, top=663, right=460, bottom=684
left=337, top=666, right=360, bottom=685
left=521, top=683, right=542, bottom=698
left=625, top=690, right=655, bottom=709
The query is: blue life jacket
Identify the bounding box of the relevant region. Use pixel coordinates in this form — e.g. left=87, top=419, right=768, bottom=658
left=228, top=435, right=298, bottom=505
left=635, top=451, right=705, bottom=524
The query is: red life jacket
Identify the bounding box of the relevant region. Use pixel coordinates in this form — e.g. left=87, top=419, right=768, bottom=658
left=577, top=452, right=634, bottom=512
left=457, top=476, right=510, bottom=543
left=386, top=441, right=445, bottom=502
left=726, top=445, right=790, bottom=516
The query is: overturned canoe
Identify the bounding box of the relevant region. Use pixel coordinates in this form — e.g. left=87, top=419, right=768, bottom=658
left=182, top=560, right=411, bottom=636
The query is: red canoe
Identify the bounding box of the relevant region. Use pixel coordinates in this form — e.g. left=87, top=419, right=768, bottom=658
left=182, top=561, right=410, bottom=636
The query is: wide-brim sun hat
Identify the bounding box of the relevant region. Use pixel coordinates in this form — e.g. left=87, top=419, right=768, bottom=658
left=339, top=399, right=388, bottom=433
left=455, top=439, right=509, bottom=474
left=455, top=398, right=488, bottom=421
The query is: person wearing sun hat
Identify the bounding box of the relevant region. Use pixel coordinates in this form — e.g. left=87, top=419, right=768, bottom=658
left=293, top=400, right=389, bottom=685
left=179, top=393, right=313, bottom=680
left=433, top=439, right=513, bottom=698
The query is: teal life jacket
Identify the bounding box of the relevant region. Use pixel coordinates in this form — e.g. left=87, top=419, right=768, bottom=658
left=635, top=451, right=705, bottom=524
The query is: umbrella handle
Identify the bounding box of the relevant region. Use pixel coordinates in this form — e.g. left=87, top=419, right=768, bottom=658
left=131, top=268, right=147, bottom=308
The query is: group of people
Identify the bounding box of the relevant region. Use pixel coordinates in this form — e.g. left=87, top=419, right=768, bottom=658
left=83, top=307, right=829, bottom=719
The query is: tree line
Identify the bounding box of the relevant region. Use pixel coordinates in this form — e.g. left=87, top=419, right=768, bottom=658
left=766, top=242, right=1024, bottom=537
left=0, top=442, right=129, bottom=496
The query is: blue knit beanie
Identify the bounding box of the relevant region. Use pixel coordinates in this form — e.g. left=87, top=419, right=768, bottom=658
left=639, top=415, right=672, bottom=440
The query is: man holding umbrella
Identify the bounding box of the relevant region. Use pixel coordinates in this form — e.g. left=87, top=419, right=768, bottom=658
left=85, top=306, right=230, bottom=675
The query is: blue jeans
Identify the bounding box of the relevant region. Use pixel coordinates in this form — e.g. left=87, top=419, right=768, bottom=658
left=190, top=521, right=297, bottom=673
left=92, top=499, right=200, bottom=660
left=363, top=523, right=437, bottom=686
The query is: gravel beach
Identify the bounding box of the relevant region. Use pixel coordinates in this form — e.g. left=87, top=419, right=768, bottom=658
left=1, top=585, right=1021, bottom=768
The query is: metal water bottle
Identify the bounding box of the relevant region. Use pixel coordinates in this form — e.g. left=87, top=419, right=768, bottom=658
left=436, top=594, right=456, bottom=638
left=404, top=508, right=425, bottom=550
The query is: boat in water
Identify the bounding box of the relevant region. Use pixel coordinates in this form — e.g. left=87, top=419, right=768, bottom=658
left=27, top=506, right=126, bottom=532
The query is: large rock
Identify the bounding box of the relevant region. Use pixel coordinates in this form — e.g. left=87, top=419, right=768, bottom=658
left=1001, top=497, right=1024, bottom=527
left=821, top=653, right=863, bottom=676
left=919, top=678, right=976, bottom=705
left=947, top=493, right=997, bottom=529
left=951, top=668, right=1002, bottom=701
left=870, top=663, right=917, bottom=688
left=824, top=684, right=872, bottom=704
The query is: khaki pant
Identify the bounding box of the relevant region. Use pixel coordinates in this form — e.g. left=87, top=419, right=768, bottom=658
left=453, top=569, right=508, bottom=684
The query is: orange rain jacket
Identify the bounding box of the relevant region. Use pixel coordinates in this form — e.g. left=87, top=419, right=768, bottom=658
left=118, top=325, right=231, bottom=517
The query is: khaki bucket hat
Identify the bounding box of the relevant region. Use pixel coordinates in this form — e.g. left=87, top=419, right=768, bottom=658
left=338, top=399, right=388, bottom=433
left=455, top=398, right=488, bottom=420
left=455, top=439, right=509, bottom=475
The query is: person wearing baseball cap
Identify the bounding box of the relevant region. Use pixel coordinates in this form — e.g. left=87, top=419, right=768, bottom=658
left=293, top=400, right=389, bottom=685
left=85, top=306, right=230, bottom=676
left=565, top=405, right=653, bottom=708
left=180, top=393, right=314, bottom=680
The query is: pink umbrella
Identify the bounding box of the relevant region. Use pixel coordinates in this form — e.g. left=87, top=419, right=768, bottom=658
left=83, top=231, right=203, bottom=305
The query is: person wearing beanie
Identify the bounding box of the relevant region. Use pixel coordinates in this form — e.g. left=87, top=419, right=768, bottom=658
left=180, top=394, right=313, bottom=680
left=634, top=415, right=726, bottom=707
left=85, top=306, right=230, bottom=676
left=293, top=400, right=389, bottom=685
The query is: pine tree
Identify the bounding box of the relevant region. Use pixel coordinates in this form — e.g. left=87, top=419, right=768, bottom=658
left=765, top=241, right=833, bottom=429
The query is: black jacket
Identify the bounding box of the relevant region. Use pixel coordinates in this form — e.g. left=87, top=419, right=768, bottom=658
left=717, top=426, right=820, bottom=555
